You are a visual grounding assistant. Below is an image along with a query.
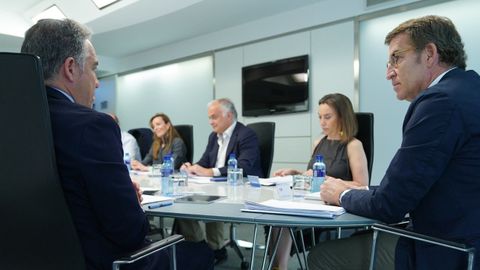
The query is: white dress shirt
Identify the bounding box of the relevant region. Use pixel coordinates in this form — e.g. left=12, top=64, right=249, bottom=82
left=212, top=121, right=237, bottom=176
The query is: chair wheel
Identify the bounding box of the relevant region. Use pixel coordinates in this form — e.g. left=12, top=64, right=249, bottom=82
left=240, top=261, right=249, bottom=269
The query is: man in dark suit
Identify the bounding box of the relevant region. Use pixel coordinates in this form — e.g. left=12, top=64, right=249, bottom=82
left=309, top=15, right=480, bottom=270
left=180, top=98, right=262, bottom=263
left=21, top=18, right=213, bottom=270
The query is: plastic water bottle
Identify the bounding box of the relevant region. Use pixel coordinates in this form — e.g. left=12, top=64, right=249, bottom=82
left=161, top=154, right=174, bottom=196
left=227, top=153, right=238, bottom=185
left=311, top=155, right=326, bottom=192
left=227, top=153, right=237, bottom=170
left=123, top=152, right=131, bottom=171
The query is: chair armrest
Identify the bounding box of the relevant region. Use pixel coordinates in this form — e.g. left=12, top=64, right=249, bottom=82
left=113, top=234, right=184, bottom=268
left=372, top=224, right=473, bottom=253
left=369, top=224, right=475, bottom=270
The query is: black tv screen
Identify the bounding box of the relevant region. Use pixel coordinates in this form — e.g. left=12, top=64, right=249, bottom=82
left=242, top=55, right=309, bottom=117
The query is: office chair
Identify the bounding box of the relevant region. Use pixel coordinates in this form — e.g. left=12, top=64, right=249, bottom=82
left=369, top=223, right=475, bottom=270
left=246, top=122, right=276, bottom=178
left=225, top=122, right=276, bottom=269
left=174, top=125, right=194, bottom=163
left=128, top=128, right=153, bottom=160
left=355, top=112, right=374, bottom=183
left=0, top=52, right=184, bottom=269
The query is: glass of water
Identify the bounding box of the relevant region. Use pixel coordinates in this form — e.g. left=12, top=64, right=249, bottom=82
left=292, top=175, right=312, bottom=199
left=227, top=168, right=243, bottom=186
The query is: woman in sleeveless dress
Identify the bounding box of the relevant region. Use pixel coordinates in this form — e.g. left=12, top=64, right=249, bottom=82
left=270, top=93, right=369, bottom=270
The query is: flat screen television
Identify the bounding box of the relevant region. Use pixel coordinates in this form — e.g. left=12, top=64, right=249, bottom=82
left=242, top=55, right=309, bottom=117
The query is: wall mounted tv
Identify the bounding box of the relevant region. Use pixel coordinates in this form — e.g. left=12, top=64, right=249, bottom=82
left=242, top=55, right=309, bottom=117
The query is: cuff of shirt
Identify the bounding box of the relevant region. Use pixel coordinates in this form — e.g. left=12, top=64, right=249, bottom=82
left=339, top=189, right=351, bottom=206
left=212, top=168, right=221, bottom=177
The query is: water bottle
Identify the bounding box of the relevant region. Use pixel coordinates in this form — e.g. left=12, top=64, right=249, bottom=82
left=123, top=152, right=131, bottom=171
left=161, top=154, right=174, bottom=196
left=227, top=153, right=238, bottom=185
left=311, top=155, right=326, bottom=192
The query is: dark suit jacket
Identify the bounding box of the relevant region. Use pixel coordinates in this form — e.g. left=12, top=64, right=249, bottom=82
left=343, top=68, right=480, bottom=269
left=196, top=122, right=263, bottom=177
left=46, top=87, right=151, bottom=269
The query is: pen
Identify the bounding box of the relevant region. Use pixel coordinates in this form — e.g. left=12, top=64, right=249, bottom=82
left=148, top=201, right=173, bottom=209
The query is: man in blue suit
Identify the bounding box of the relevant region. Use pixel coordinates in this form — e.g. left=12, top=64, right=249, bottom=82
left=310, top=16, right=480, bottom=269
left=21, top=18, right=213, bottom=270
left=180, top=98, right=262, bottom=263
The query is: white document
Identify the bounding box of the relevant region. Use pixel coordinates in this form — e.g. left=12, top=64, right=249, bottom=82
left=258, top=175, right=293, bottom=186
left=188, top=176, right=213, bottom=184
left=304, top=192, right=322, bottom=201
left=141, top=194, right=174, bottom=205
left=242, top=199, right=345, bottom=218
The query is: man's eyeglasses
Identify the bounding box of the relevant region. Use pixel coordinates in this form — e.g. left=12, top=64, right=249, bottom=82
left=386, top=48, right=414, bottom=69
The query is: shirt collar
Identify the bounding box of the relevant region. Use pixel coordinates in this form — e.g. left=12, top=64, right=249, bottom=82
left=428, top=67, right=457, bottom=88
left=218, top=121, right=237, bottom=140
left=50, top=87, right=75, bottom=103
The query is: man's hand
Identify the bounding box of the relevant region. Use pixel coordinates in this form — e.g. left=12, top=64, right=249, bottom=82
left=187, top=164, right=214, bottom=177
left=320, top=177, right=350, bottom=206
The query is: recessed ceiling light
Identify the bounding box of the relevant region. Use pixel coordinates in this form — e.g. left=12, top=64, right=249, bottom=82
left=91, top=0, right=121, bottom=9
left=32, top=5, right=66, bottom=23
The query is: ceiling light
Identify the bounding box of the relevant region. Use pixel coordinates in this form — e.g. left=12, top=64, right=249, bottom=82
left=32, top=5, right=66, bottom=23
left=91, top=0, right=121, bottom=9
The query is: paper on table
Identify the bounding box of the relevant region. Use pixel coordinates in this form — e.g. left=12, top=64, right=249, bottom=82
left=304, top=191, right=322, bottom=201
left=258, top=175, right=293, bottom=186
left=141, top=194, right=174, bottom=205
left=188, top=176, right=213, bottom=184
left=242, top=199, right=345, bottom=218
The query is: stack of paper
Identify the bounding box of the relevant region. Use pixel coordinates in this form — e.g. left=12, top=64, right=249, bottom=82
left=242, top=199, right=345, bottom=218
left=258, top=175, right=293, bottom=186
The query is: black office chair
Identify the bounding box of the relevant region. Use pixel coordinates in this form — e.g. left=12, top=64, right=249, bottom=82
left=246, top=122, right=276, bottom=178
left=225, top=122, right=276, bottom=269
left=0, top=52, right=183, bottom=269
left=355, top=112, right=374, bottom=183
left=174, top=125, right=194, bottom=163
left=128, top=128, right=153, bottom=160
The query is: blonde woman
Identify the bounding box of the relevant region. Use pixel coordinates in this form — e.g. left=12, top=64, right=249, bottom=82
left=131, top=113, right=187, bottom=170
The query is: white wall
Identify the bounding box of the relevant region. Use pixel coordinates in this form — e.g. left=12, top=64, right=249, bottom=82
left=360, top=0, right=480, bottom=185
left=94, top=75, right=117, bottom=113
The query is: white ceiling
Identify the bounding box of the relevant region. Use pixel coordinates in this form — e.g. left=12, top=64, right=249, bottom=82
left=0, top=0, right=326, bottom=58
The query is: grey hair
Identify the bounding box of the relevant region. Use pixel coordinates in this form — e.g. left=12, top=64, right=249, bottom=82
left=208, top=98, right=238, bottom=120
left=21, top=18, right=92, bottom=81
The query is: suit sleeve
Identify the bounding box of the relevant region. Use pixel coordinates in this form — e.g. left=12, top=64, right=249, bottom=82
left=141, top=146, right=154, bottom=165
left=79, top=114, right=148, bottom=250
left=171, top=137, right=187, bottom=169
left=196, top=133, right=216, bottom=168
left=342, top=92, right=463, bottom=223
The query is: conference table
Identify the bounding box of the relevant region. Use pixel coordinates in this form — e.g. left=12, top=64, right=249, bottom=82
left=131, top=172, right=377, bottom=270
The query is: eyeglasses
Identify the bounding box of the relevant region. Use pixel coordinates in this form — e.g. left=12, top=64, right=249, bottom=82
left=386, top=48, right=414, bottom=69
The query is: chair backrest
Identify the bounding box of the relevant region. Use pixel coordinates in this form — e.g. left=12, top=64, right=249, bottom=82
left=174, top=125, right=194, bottom=163
left=128, top=128, right=153, bottom=160
left=246, top=122, right=276, bottom=177
left=355, top=112, right=374, bottom=183
left=0, top=53, right=86, bottom=269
